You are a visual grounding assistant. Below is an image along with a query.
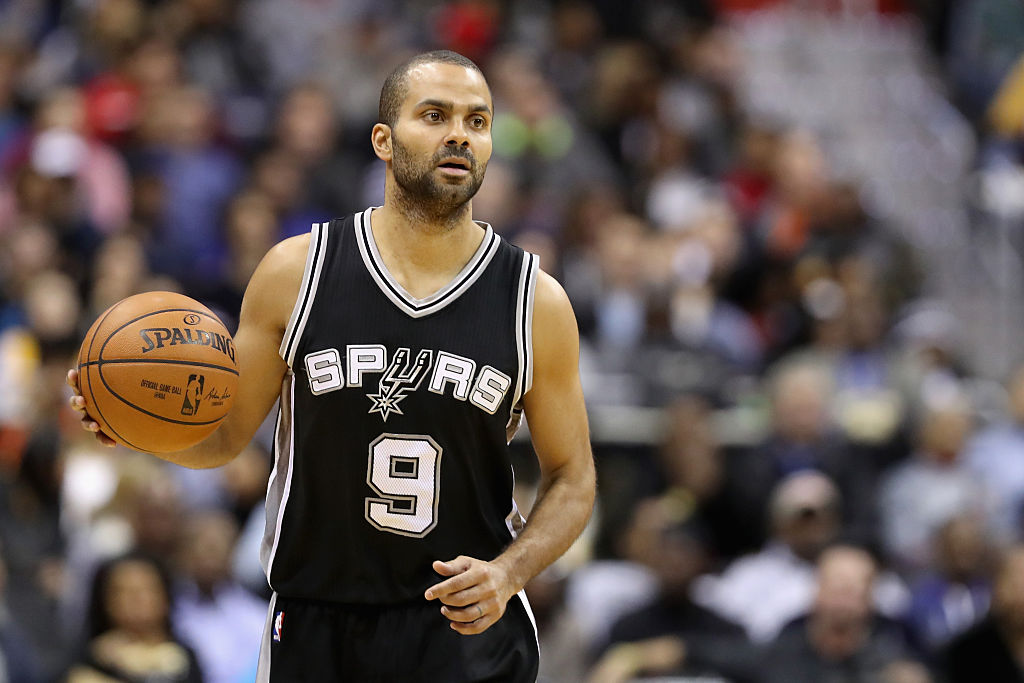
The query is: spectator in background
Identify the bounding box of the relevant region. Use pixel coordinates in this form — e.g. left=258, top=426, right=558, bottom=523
left=723, top=120, right=778, bottom=223
left=139, top=85, right=241, bottom=288
left=0, top=546, right=41, bottom=682
left=270, top=83, right=363, bottom=226
left=0, top=43, right=25, bottom=166
left=698, top=471, right=907, bottom=644
left=656, top=197, right=763, bottom=373
left=879, top=392, right=989, bottom=574
left=789, top=257, right=909, bottom=473
left=67, top=552, right=202, bottom=683
left=890, top=301, right=969, bottom=437
left=526, top=568, right=589, bottom=683
left=487, top=48, right=619, bottom=236
left=563, top=509, right=660, bottom=659
left=986, top=48, right=1024, bottom=168
left=570, top=212, right=651, bottom=353
left=200, top=189, right=279, bottom=321
left=31, top=86, right=132, bottom=237
left=174, top=510, right=266, bottom=683
left=61, top=461, right=186, bottom=645
left=757, top=129, right=829, bottom=262
left=155, top=0, right=266, bottom=102
left=966, top=363, right=1024, bottom=543
left=588, top=497, right=749, bottom=683
left=86, top=233, right=156, bottom=320
left=655, top=394, right=739, bottom=557
left=725, top=358, right=877, bottom=552
left=944, top=546, right=1024, bottom=682
left=945, top=0, right=1024, bottom=121
left=699, top=471, right=842, bottom=644
left=760, top=545, right=926, bottom=683
left=906, top=514, right=993, bottom=656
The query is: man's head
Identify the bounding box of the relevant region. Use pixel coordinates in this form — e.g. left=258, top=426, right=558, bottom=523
left=180, top=509, right=239, bottom=595
left=622, top=497, right=709, bottom=599
left=770, top=471, right=841, bottom=561
left=813, top=545, right=876, bottom=629
left=373, top=51, right=493, bottom=220
left=935, top=514, right=989, bottom=582
left=770, top=360, right=833, bottom=444
left=915, top=392, right=972, bottom=465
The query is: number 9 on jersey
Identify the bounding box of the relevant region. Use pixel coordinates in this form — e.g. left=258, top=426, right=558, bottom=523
left=365, top=434, right=443, bottom=537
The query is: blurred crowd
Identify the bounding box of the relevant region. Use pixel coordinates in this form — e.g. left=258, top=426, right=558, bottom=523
left=1, top=0, right=1024, bottom=681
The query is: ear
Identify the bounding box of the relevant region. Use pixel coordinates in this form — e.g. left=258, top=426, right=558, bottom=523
left=371, top=123, right=392, bottom=162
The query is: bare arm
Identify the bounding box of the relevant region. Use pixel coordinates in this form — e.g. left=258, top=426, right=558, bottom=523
left=426, top=271, right=596, bottom=634
left=69, top=234, right=310, bottom=468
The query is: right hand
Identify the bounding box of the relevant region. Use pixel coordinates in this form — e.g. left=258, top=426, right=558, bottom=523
left=66, top=368, right=116, bottom=447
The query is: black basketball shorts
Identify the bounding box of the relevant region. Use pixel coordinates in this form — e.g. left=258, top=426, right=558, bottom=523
left=255, top=592, right=539, bottom=682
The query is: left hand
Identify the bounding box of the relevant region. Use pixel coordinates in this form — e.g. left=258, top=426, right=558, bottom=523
left=424, top=555, right=517, bottom=635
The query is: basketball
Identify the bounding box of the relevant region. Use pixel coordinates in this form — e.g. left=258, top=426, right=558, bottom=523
left=77, top=291, right=238, bottom=453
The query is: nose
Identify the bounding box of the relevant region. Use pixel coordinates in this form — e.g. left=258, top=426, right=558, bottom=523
left=444, top=119, right=470, bottom=148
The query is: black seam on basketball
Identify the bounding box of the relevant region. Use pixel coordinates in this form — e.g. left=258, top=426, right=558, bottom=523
left=95, top=364, right=229, bottom=427
left=80, top=358, right=239, bottom=375
left=82, top=304, right=144, bottom=451
left=284, top=223, right=324, bottom=363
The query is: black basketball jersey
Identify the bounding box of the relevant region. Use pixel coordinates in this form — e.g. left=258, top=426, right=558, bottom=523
left=260, top=208, right=539, bottom=604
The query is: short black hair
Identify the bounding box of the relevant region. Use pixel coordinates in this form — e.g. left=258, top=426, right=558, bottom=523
left=378, top=50, right=484, bottom=128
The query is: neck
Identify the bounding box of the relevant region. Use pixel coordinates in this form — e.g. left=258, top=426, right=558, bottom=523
left=373, top=188, right=482, bottom=278
left=385, top=179, right=473, bottom=235
left=120, top=625, right=169, bottom=644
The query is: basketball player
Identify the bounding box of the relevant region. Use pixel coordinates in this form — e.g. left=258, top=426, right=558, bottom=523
left=67, top=50, right=595, bottom=681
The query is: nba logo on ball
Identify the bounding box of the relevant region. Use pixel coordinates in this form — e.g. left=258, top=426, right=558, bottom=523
left=181, top=374, right=205, bottom=416
left=273, top=611, right=284, bottom=642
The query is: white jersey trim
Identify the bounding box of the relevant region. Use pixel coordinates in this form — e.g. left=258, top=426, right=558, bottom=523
left=261, top=373, right=296, bottom=583
left=523, top=255, right=539, bottom=395
left=506, top=252, right=539, bottom=440
left=280, top=222, right=329, bottom=367
left=515, top=590, right=540, bottom=661
left=355, top=207, right=500, bottom=319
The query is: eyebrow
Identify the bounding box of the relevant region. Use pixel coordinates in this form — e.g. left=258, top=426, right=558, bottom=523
left=416, top=99, right=492, bottom=117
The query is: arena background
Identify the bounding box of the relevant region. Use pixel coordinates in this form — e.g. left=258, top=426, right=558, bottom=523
left=1, top=0, right=1024, bottom=681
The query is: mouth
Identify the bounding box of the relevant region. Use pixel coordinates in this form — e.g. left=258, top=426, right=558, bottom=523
left=437, top=158, right=471, bottom=175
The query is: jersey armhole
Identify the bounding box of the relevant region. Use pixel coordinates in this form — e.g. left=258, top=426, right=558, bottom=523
left=506, top=251, right=539, bottom=441
left=279, top=222, right=330, bottom=367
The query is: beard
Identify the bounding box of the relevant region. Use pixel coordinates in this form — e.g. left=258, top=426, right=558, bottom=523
left=391, top=133, right=486, bottom=219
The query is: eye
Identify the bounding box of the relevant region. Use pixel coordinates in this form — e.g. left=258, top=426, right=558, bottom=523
left=471, top=116, right=487, bottom=128
left=425, top=111, right=442, bottom=122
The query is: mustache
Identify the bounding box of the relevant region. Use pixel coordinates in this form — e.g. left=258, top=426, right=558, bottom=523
left=434, top=148, right=475, bottom=165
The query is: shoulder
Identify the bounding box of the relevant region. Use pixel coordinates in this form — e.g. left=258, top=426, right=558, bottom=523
left=260, top=233, right=313, bottom=279
left=532, top=270, right=577, bottom=336
left=529, top=270, right=579, bottom=368
left=242, top=233, right=314, bottom=329
left=534, top=269, right=571, bottom=311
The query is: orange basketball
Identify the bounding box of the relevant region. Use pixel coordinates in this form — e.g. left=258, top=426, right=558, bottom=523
left=77, top=291, right=238, bottom=453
